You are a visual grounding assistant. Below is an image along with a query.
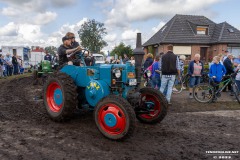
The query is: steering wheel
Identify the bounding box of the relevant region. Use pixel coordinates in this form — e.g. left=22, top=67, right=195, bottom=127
left=75, top=48, right=89, bottom=59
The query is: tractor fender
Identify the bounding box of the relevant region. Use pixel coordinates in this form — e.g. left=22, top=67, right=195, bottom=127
left=85, top=80, right=110, bottom=107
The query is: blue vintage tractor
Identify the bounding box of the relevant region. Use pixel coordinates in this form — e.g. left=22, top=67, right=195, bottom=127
left=43, top=33, right=168, bottom=140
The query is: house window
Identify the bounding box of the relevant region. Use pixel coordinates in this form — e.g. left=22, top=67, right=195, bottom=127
left=197, top=26, right=208, bottom=35
left=227, top=28, right=234, bottom=33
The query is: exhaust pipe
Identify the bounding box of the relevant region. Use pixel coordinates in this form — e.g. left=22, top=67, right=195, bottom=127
left=133, top=33, right=145, bottom=88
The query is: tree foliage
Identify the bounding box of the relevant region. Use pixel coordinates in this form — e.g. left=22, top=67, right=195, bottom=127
left=78, top=19, right=107, bottom=53
left=45, top=46, right=57, bottom=55
left=110, top=42, right=133, bottom=57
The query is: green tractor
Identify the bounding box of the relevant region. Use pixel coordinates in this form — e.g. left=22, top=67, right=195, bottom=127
left=33, top=60, right=54, bottom=85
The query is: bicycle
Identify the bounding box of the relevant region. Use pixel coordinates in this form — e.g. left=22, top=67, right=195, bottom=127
left=173, top=72, right=209, bottom=94
left=193, top=74, right=240, bottom=103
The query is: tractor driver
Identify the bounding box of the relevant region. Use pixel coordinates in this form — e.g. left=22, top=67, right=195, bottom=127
left=58, top=36, right=82, bottom=66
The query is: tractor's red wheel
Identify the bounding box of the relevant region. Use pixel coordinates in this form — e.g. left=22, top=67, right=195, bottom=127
left=94, top=95, right=136, bottom=140
left=46, top=82, right=63, bottom=112
left=43, top=72, right=77, bottom=121
left=136, top=88, right=168, bottom=124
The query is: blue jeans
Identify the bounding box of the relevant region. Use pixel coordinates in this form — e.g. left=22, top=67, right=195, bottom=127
left=189, top=76, right=201, bottom=88
left=236, top=80, right=240, bottom=91
left=160, top=75, right=176, bottom=103
left=151, top=76, right=161, bottom=89
left=13, top=64, right=19, bottom=75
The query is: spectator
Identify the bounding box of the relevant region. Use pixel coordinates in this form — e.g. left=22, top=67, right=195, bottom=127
left=159, top=44, right=181, bottom=104
left=12, top=53, right=19, bottom=75
left=1, top=55, right=6, bottom=77
left=209, top=56, right=226, bottom=85
left=173, top=55, right=186, bottom=91
left=151, top=54, right=161, bottom=89
left=84, top=51, right=93, bottom=66
left=143, top=53, right=154, bottom=70
left=222, top=50, right=229, bottom=62
left=235, top=64, right=240, bottom=91
left=0, top=54, right=4, bottom=78
left=110, top=56, right=117, bottom=64
left=130, top=56, right=135, bottom=65
left=188, top=54, right=204, bottom=99
left=123, top=54, right=129, bottom=64
left=4, top=53, right=13, bottom=76
left=44, top=51, right=52, bottom=61
left=209, top=56, right=226, bottom=102
left=118, top=56, right=123, bottom=64
left=223, top=53, right=234, bottom=94
left=233, top=54, right=240, bottom=71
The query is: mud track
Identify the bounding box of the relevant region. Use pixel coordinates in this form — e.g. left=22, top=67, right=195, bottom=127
left=0, top=77, right=239, bottom=160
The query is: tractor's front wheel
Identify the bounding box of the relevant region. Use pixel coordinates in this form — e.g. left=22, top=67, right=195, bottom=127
left=94, top=95, right=136, bottom=140
left=136, top=88, right=168, bottom=124
left=43, top=72, right=77, bottom=121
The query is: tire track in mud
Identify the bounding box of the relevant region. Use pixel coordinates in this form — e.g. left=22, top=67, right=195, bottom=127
left=0, top=77, right=49, bottom=122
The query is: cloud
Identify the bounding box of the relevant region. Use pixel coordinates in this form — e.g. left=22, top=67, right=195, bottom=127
left=104, top=34, right=117, bottom=42
left=0, top=22, right=18, bottom=36
left=33, top=12, right=57, bottom=25
left=1, top=7, right=22, bottom=16
left=50, top=0, right=76, bottom=7
left=105, top=0, right=222, bottom=27
left=152, top=21, right=166, bottom=33
left=121, top=29, right=140, bottom=41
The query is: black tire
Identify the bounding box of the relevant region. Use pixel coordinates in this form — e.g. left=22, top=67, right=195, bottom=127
left=136, top=88, right=168, bottom=124
left=232, top=83, right=240, bottom=104
left=43, top=72, right=77, bottom=121
left=193, top=83, right=214, bottom=103
left=94, top=95, right=136, bottom=140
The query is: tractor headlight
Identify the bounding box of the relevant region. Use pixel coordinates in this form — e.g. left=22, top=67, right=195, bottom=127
left=114, top=69, right=121, bottom=78
left=146, top=70, right=151, bottom=77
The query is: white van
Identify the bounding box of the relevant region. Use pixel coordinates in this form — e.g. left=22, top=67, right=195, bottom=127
left=93, top=54, right=105, bottom=64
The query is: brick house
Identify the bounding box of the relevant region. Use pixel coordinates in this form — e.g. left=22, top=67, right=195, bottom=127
left=143, top=14, right=240, bottom=63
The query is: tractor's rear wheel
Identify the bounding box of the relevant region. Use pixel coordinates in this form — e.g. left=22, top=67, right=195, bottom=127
left=94, top=95, right=136, bottom=140
left=43, top=72, right=77, bottom=121
left=136, top=87, right=168, bottom=124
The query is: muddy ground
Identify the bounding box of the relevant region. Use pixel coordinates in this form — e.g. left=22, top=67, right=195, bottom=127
left=0, top=76, right=239, bottom=160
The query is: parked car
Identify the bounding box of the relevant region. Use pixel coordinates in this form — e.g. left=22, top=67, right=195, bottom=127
left=93, top=54, right=105, bottom=64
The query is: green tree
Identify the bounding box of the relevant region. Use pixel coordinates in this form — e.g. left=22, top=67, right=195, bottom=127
left=45, top=46, right=57, bottom=55
left=78, top=19, right=107, bottom=53
left=110, top=42, right=133, bottom=57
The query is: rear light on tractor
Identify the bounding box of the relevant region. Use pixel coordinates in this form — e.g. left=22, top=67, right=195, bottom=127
left=128, top=72, right=135, bottom=79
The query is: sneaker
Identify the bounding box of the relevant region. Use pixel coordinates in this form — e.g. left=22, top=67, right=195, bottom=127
left=182, top=86, right=186, bottom=90
left=230, top=92, right=235, bottom=96
left=172, top=87, right=178, bottom=92
left=189, top=94, right=193, bottom=99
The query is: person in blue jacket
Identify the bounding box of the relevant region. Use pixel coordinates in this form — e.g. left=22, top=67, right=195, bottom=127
left=209, top=56, right=226, bottom=90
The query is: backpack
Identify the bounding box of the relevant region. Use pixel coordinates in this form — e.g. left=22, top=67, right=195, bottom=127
left=147, top=63, right=153, bottom=73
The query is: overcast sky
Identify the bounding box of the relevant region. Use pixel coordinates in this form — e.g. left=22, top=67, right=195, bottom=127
left=0, top=0, right=239, bottom=52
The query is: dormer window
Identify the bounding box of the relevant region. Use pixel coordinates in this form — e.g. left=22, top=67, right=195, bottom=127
left=197, top=26, right=208, bottom=35
left=227, top=28, right=234, bottom=33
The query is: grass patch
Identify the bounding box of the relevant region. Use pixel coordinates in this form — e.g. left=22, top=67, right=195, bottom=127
left=0, top=73, right=32, bottom=83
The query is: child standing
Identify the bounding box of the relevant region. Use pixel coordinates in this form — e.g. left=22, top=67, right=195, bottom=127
left=209, top=56, right=226, bottom=97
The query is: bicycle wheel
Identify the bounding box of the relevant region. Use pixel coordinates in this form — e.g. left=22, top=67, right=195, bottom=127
left=193, top=83, right=214, bottom=103
left=173, top=79, right=183, bottom=94
left=232, top=83, right=240, bottom=104
left=182, top=74, right=190, bottom=88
